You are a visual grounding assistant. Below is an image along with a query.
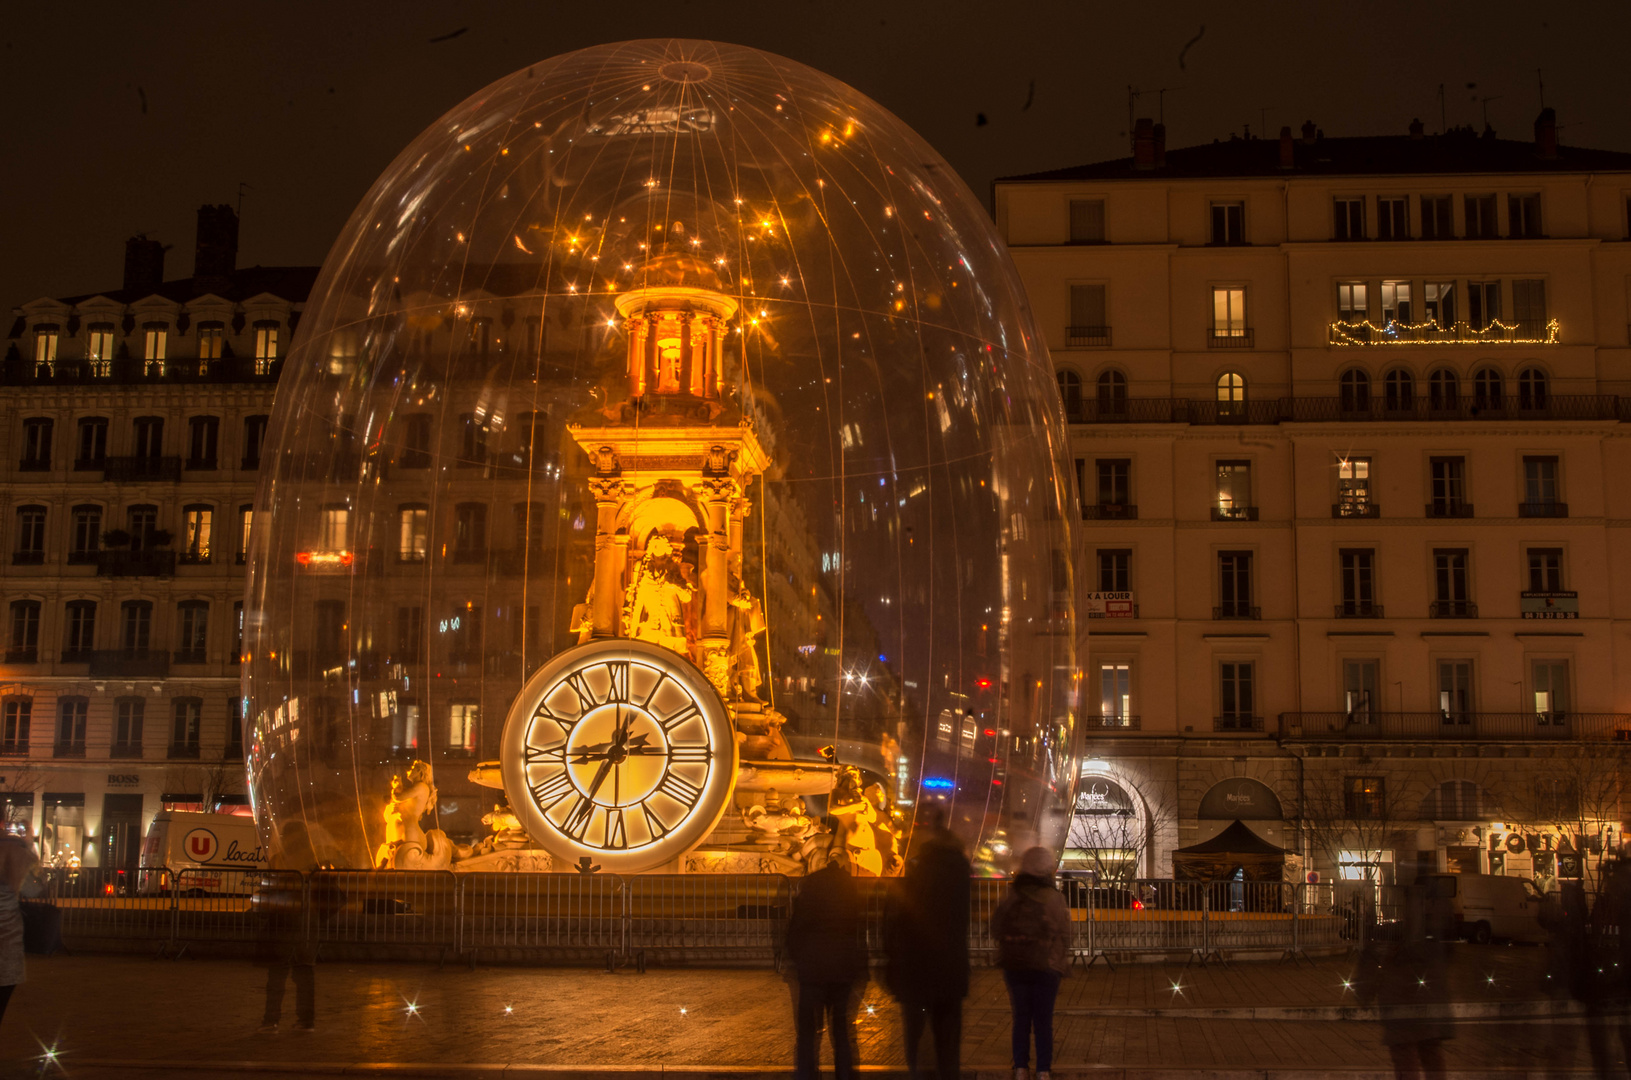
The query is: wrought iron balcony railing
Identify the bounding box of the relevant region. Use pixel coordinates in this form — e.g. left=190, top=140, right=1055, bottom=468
left=1282, top=711, right=1631, bottom=740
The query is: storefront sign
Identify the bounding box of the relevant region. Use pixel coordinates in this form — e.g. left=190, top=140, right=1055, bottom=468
left=106, top=774, right=140, bottom=786
left=1075, top=778, right=1134, bottom=816
left=1521, top=591, right=1578, bottom=619
left=1084, top=591, right=1136, bottom=619
left=1197, top=777, right=1284, bottom=821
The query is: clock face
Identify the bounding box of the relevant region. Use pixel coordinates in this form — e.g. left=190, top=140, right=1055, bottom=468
left=499, top=639, right=737, bottom=872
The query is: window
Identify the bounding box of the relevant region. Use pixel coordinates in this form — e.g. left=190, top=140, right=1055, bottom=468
left=1509, top=193, right=1542, bottom=238
left=170, top=699, right=202, bottom=757
left=1343, top=660, right=1379, bottom=721
left=121, top=601, right=152, bottom=652
left=237, top=505, right=254, bottom=564
left=1474, top=367, right=1504, bottom=408
left=1218, top=662, right=1255, bottom=725
left=227, top=696, right=245, bottom=758
left=1420, top=195, right=1453, bottom=239
left=241, top=415, right=269, bottom=469
left=1423, top=282, right=1456, bottom=329
left=1068, top=284, right=1108, bottom=344
left=176, top=601, right=209, bottom=662
left=1432, top=549, right=1472, bottom=616
left=448, top=703, right=479, bottom=755
left=1422, top=780, right=1483, bottom=820
left=314, top=600, right=347, bottom=666
left=1096, top=459, right=1131, bottom=510
left=1339, top=370, right=1370, bottom=412
left=33, top=326, right=59, bottom=372
left=181, top=506, right=212, bottom=563
left=253, top=323, right=279, bottom=374
left=398, top=505, right=429, bottom=562
left=56, top=698, right=86, bottom=754
left=21, top=418, right=52, bottom=470
left=1216, top=373, right=1246, bottom=422
left=1523, top=456, right=1560, bottom=512
left=449, top=604, right=484, bottom=659
left=1211, top=289, right=1247, bottom=338
left=318, top=506, right=349, bottom=551
left=1068, top=199, right=1106, bottom=243
left=1383, top=369, right=1414, bottom=411
left=233, top=601, right=244, bottom=662
left=1099, top=662, right=1131, bottom=722
left=514, top=502, right=547, bottom=554
left=1428, top=370, right=1459, bottom=410
left=1518, top=367, right=1548, bottom=410
left=1512, top=279, right=1548, bottom=339
left=514, top=411, right=544, bottom=468
left=392, top=697, right=421, bottom=756
left=1333, top=197, right=1364, bottom=240
left=1438, top=660, right=1474, bottom=722
left=1345, top=776, right=1385, bottom=819
left=459, top=413, right=488, bottom=467
left=401, top=415, right=434, bottom=469
left=64, top=601, right=96, bottom=659
left=1337, top=282, right=1367, bottom=323
left=143, top=325, right=167, bottom=375
left=75, top=417, right=107, bottom=468
left=1055, top=369, right=1082, bottom=421
left=467, top=318, right=492, bottom=357
left=1527, top=547, right=1564, bottom=592
left=133, top=416, right=164, bottom=460
left=1210, top=201, right=1245, bottom=245
left=454, top=503, right=487, bottom=559
left=1464, top=194, right=1498, bottom=238
left=1379, top=281, right=1412, bottom=326
left=86, top=324, right=115, bottom=376
left=1532, top=659, right=1570, bottom=721
left=114, top=699, right=144, bottom=753
left=1096, top=370, right=1126, bottom=414
left=1, top=699, right=31, bottom=754
left=14, top=506, right=45, bottom=563
left=1214, top=460, right=1252, bottom=519
left=397, top=606, right=424, bottom=663
left=9, top=601, right=40, bottom=661
left=1376, top=197, right=1407, bottom=240
left=1336, top=457, right=1371, bottom=516
left=1339, top=549, right=1376, bottom=615
left=197, top=322, right=224, bottom=361
left=127, top=505, right=158, bottom=550
left=1466, top=281, right=1501, bottom=331
left=1428, top=457, right=1468, bottom=516
left=186, top=416, right=219, bottom=469
left=1097, top=549, right=1131, bottom=592
left=1218, top=551, right=1254, bottom=617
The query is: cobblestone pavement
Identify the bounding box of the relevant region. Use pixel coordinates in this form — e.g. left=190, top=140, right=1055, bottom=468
left=0, top=948, right=1621, bottom=1078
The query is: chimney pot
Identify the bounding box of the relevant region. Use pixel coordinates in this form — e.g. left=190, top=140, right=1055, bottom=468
left=122, top=236, right=165, bottom=295
left=193, top=204, right=239, bottom=285
left=1132, top=118, right=1156, bottom=170
left=1300, top=120, right=1317, bottom=145
left=1409, top=117, right=1425, bottom=139
left=1278, top=126, right=1295, bottom=169
left=1534, top=107, right=1558, bottom=160
left=1152, top=122, right=1166, bottom=168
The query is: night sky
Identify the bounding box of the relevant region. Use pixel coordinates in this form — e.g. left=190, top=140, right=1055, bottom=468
left=4, top=2, right=1627, bottom=313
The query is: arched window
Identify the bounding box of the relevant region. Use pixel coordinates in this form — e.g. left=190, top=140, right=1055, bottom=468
left=1339, top=369, right=1370, bottom=413
left=1216, top=372, right=1246, bottom=419
left=1473, top=367, right=1504, bottom=409
left=1056, top=369, right=1082, bottom=422
left=1095, top=369, right=1127, bottom=416
left=1383, top=369, right=1414, bottom=411
left=1429, top=369, right=1459, bottom=410
left=1518, top=367, right=1549, bottom=410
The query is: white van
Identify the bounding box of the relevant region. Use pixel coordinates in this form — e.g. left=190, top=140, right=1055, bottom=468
left=1426, top=873, right=1549, bottom=944
left=139, top=811, right=268, bottom=893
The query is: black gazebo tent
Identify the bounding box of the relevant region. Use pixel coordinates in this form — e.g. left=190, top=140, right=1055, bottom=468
left=1171, top=819, right=1286, bottom=882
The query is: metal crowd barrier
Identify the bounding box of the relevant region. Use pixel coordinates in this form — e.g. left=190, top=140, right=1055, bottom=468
left=28, top=869, right=1352, bottom=969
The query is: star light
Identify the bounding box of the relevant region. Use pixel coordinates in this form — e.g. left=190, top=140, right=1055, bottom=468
left=504, top=1005, right=514, bottom=1014
left=679, top=1007, right=689, bottom=1016
left=404, top=997, right=422, bottom=1017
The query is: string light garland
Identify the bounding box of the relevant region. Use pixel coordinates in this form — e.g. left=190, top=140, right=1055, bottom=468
left=1328, top=318, right=1561, bottom=346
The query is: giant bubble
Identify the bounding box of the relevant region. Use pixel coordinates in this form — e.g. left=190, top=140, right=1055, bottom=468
left=244, top=39, right=1079, bottom=875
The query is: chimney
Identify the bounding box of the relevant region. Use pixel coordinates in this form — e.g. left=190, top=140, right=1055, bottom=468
left=1409, top=117, right=1425, bottom=140
left=122, top=235, right=165, bottom=295
left=1300, top=120, right=1317, bottom=145
left=1152, top=122, right=1166, bottom=168
left=193, top=203, right=239, bottom=284
left=1534, top=107, right=1558, bottom=159
left=1278, top=126, right=1295, bottom=169
left=1132, top=118, right=1156, bottom=169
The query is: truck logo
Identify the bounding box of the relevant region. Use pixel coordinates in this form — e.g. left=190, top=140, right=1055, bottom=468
left=184, top=828, right=218, bottom=862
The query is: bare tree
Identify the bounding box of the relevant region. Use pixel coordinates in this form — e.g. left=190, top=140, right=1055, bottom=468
left=1504, top=744, right=1629, bottom=896
left=1065, top=776, right=1175, bottom=885
left=1300, top=760, right=1425, bottom=887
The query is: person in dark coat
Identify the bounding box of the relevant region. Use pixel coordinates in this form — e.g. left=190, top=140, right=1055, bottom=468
left=991, top=846, right=1072, bottom=1080
left=1351, top=882, right=1453, bottom=1080
left=785, top=847, right=868, bottom=1080
left=883, top=806, right=971, bottom=1080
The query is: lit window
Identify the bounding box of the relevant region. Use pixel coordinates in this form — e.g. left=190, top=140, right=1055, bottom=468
left=198, top=323, right=224, bottom=361
left=399, top=506, right=429, bottom=562
left=33, top=327, right=58, bottom=374
left=1336, top=282, right=1367, bottom=322
left=254, top=324, right=279, bottom=375
left=1211, top=288, right=1246, bottom=336
left=144, top=326, right=168, bottom=372
left=237, top=506, right=254, bottom=563
left=319, top=507, right=349, bottom=551
left=181, top=506, right=212, bottom=563
left=1532, top=659, right=1569, bottom=720
left=1099, top=662, right=1131, bottom=721
left=449, top=703, right=479, bottom=755
left=1215, top=460, right=1251, bottom=518
left=87, top=324, right=115, bottom=377
left=1336, top=456, right=1371, bottom=515
left=1379, top=281, right=1412, bottom=326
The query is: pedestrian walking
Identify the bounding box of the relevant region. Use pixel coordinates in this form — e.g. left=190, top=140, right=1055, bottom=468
left=0, top=831, right=40, bottom=1026
left=883, top=805, right=970, bottom=1080
left=1352, top=882, right=1453, bottom=1080
left=785, top=846, right=868, bottom=1080
left=991, top=846, right=1071, bottom=1080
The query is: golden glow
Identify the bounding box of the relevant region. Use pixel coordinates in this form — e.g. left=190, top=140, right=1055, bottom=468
left=1329, top=318, right=1561, bottom=346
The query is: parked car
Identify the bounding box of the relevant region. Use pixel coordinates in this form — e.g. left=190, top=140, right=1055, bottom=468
left=1421, top=872, right=1549, bottom=944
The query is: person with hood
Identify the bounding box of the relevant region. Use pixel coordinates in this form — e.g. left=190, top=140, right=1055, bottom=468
left=784, top=846, right=868, bottom=1080
left=990, top=846, right=1072, bottom=1080
left=883, top=805, right=971, bottom=1080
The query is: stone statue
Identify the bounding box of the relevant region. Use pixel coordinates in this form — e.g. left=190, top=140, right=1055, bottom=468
left=727, top=581, right=767, bottom=703
left=569, top=583, right=595, bottom=644
left=828, top=765, right=884, bottom=877
left=375, top=760, right=457, bottom=870
left=622, top=534, right=693, bottom=654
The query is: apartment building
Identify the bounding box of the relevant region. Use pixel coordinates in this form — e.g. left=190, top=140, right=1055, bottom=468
left=0, top=205, right=315, bottom=869
left=996, top=111, right=1631, bottom=888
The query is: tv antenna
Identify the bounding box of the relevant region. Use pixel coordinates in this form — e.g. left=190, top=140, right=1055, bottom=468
left=237, top=181, right=254, bottom=218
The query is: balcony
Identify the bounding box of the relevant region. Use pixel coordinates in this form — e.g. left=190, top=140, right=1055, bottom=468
left=1334, top=602, right=1384, bottom=618
left=73, top=457, right=105, bottom=472
left=1091, top=715, right=1141, bottom=731
left=11, top=551, right=43, bottom=566
left=96, top=550, right=176, bottom=578
left=102, top=456, right=182, bottom=482
left=109, top=743, right=143, bottom=760
left=1328, top=318, right=1559, bottom=346
left=17, top=458, right=50, bottom=473
left=0, top=741, right=28, bottom=757
left=1214, top=715, right=1265, bottom=732
left=1425, top=503, right=1474, bottom=518
left=183, top=456, right=218, bottom=472
left=1065, top=325, right=1112, bottom=348
left=3, top=647, right=36, bottom=664
left=1083, top=503, right=1138, bottom=520
left=88, top=650, right=170, bottom=678
left=1212, top=604, right=1261, bottom=620
left=167, top=744, right=201, bottom=760
left=1332, top=502, right=1381, bottom=519
left=1047, top=393, right=1625, bottom=426
left=1429, top=600, right=1478, bottom=619
left=176, top=550, right=212, bottom=566
left=52, top=742, right=85, bottom=759
left=1519, top=501, right=1569, bottom=518
left=59, top=649, right=92, bottom=664
left=172, top=650, right=207, bottom=665
left=1283, top=711, right=1631, bottom=740
left=1207, top=328, right=1254, bottom=348
left=1211, top=505, right=1259, bottom=522
left=66, top=550, right=98, bottom=565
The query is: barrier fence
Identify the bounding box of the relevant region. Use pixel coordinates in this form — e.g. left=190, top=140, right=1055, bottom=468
left=22, top=867, right=1358, bottom=969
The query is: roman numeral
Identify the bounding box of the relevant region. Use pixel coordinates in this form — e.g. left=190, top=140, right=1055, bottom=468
left=658, top=702, right=702, bottom=732
left=525, top=744, right=567, bottom=765
left=530, top=771, right=574, bottom=810
left=603, top=661, right=629, bottom=703
left=562, top=795, right=596, bottom=840
left=639, top=672, right=669, bottom=710
left=657, top=772, right=702, bottom=806
left=668, top=744, right=712, bottom=764
left=606, top=808, right=627, bottom=849
left=564, top=670, right=600, bottom=712
left=532, top=703, right=576, bottom=734
left=641, top=802, right=671, bottom=840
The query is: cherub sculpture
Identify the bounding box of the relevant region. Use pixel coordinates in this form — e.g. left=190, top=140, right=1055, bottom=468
left=375, top=760, right=457, bottom=870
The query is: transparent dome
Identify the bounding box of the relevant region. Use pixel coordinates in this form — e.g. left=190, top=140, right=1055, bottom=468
left=244, top=39, right=1078, bottom=874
